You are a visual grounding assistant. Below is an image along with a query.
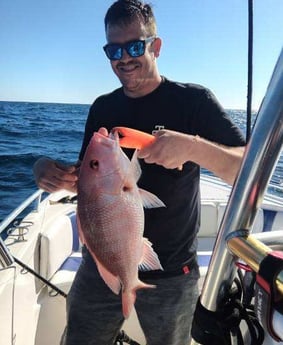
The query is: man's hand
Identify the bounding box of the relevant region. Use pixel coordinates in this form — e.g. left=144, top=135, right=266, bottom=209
left=138, top=130, right=192, bottom=169
left=33, top=157, right=79, bottom=193
left=138, top=129, right=245, bottom=185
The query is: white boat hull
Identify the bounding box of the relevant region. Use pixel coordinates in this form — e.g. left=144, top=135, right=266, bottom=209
left=1, top=176, right=283, bottom=344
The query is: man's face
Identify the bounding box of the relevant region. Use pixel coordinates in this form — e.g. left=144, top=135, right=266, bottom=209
left=105, top=20, right=160, bottom=98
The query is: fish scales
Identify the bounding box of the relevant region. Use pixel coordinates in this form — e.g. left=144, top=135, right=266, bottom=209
left=77, top=128, right=165, bottom=318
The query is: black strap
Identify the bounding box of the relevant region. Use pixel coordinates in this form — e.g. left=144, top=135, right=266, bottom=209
left=191, top=275, right=264, bottom=345
left=191, top=297, right=235, bottom=345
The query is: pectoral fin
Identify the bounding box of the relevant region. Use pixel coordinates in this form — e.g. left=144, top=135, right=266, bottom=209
left=138, top=238, right=163, bottom=271
left=139, top=188, right=166, bottom=209
left=89, top=250, right=121, bottom=295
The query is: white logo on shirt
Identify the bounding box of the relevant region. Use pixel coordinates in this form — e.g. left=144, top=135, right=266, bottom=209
left=152, top=125, right=165, bottom=135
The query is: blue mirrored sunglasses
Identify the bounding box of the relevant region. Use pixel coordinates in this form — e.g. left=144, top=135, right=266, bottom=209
left=103, top=36, right=155, bottom=61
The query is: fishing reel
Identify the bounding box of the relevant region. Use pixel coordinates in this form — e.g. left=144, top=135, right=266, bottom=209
left=192, top=231, right=283, bottom=345
left=228, top=230, right=283, bottom=343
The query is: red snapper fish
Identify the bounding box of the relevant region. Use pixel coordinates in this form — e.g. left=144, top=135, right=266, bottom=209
left=77, top=128, right=165, bottom=318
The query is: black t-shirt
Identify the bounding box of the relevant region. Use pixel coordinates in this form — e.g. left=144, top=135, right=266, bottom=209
left=79, top=77, right=245, bottom=271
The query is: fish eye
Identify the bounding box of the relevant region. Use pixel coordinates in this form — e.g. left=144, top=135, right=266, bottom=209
left=90, top=160, right=99, bottom=170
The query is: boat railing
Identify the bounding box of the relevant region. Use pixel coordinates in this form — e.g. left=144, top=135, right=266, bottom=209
left=0, top=189, right=44, bottom=235
left=0, top=189, right=45, bottom=268
left=202, top=173, right=283, bottom=200
left=1, top=179, right=282, bottom=237
left=268, top=182, right=283, bottom=195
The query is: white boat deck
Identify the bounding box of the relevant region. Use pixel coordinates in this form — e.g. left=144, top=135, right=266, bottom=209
left=200, top=175, right=231, bottom=202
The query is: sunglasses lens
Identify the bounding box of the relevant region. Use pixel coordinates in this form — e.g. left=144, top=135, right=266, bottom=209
left=127, top=41, right=145, bottom=57
left=104, top=44, right=122, bottom=60
left=103, top=39, right=148, bottom=60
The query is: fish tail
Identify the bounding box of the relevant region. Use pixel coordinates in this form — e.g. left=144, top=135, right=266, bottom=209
left=122, top=291, right=136, bottom=319
left=122, top=281, right=156, bottom=319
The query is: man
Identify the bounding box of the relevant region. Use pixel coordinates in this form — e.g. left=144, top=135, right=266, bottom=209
left=33, top=1, right=245, bottom=344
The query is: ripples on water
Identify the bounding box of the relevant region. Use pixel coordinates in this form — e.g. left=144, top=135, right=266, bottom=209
left=230, top=109, right=283, bottom=187
left=0, top=101, right=282, bottom=221
left=0, top=101, right=88, bottom=219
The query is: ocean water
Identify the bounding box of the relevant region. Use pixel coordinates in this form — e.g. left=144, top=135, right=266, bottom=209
left=0, top=101, right=282, bottom=222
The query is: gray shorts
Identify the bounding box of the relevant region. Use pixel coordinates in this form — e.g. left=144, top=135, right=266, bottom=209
left=61, top=249, right=199, bottom=345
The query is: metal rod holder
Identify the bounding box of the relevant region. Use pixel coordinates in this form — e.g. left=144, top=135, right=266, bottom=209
left=227, top=233, right=283, bottom=294
left=190, top=47, right=283, bottom=345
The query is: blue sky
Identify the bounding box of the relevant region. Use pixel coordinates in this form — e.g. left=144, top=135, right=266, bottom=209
left=0, top=0, right=282, bottom=110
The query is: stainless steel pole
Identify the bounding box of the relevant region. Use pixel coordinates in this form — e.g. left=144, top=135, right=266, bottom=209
left=190, top=48, right=283, bottom=344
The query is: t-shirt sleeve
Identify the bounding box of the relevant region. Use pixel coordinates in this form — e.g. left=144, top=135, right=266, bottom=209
left=194, top=88, right=246, bottom=147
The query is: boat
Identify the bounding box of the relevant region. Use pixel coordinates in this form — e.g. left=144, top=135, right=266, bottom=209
left=1, top=6, right=283, bottom=345
left=1, top=167, right=283, bottom=345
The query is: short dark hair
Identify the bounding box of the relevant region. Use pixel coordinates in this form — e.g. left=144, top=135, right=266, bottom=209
left=104, top=0, right=157, bottom=36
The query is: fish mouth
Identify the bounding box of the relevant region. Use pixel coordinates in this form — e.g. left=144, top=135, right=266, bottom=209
left=92, top=131, right=118, bottom=147
left=109, top=129, right=120, bottom=143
